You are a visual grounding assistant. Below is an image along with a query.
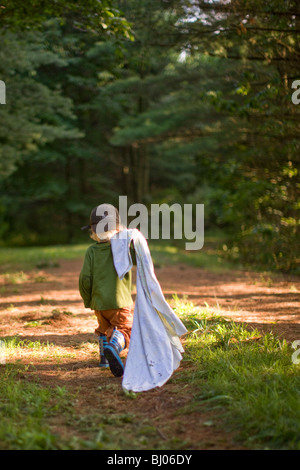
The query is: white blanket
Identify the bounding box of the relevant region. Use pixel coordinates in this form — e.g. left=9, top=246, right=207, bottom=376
left=110, top=228, right=187, bottom=392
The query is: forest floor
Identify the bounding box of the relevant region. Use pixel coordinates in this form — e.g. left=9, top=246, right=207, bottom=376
left=0, top=257, right=299, bottom=450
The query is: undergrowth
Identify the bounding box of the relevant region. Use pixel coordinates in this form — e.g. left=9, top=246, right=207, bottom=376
left=173, top=296, right=300, bottom=450
left=1, top=297, right=299, bottom=449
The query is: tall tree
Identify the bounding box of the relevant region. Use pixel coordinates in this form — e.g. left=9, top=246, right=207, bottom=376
left=166, top=0, right=300, bottom=270
left=0, top=0, right=133, bottom=38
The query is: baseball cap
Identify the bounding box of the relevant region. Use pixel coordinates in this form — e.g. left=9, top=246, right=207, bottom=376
left=81, top=204, right=120, bottom=232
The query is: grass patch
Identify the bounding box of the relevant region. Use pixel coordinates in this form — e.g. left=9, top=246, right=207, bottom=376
left=174, top=298, right=300, bottom=450
left=0, top=244, right=89, bottom=273
left=0, top=338, right=94, bottom=450
left=2, top=271, right=29, bottom=284
left=0, top=230, right=240, bottom=274
left=148, top=231, right=240, bottom=271
left=0, top=335, right=80, bottom=363
left=1, top=296, right=299, bottom=450
left=0, top=362, right=69, bottom=450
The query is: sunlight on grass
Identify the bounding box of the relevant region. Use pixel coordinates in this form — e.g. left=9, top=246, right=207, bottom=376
left=0, top=244, right=90, bottom=273
left=174, top=296, right=300, bottom=450
left=148, top=237, right=239, bottom=271
left=0, top=361, right=74, bottom=450
left=0, top=229, right=240, bottom=274
left=1, top=295, right=299, bottom=450
left=0, top=336, right=97, bottom=363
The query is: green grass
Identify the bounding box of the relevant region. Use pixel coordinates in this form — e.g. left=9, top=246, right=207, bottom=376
left=0, top=244, right=89, bottom=273
left=0, top=237, right=296, bottom=449
left=0, top=360, right=67, bottom=450
left=149, top=241, right=237, bottom=271
left=1, top=299, right=299, bottom=449
left=173, top=297, right=300, bottom=450
left=0, top=337, right=89, bottom=450
left=148, top=229, right=240, bottom=271
left=0, top=229, right=240, bottom=274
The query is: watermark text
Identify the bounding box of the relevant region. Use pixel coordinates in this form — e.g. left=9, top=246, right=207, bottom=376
left=291, top=80, right=300, bottom=105
left=0, top=80, right=5, bottom=104
left=95, top=196, right=204, bottom=251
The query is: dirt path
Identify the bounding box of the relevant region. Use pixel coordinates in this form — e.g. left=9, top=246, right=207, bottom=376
left=0, top=259, right=299, bottom=449
left=157, top=264, right=300, bottom=343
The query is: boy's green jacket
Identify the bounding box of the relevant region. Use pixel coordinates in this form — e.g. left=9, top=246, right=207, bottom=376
left=79, top=241, right=135, bottom=310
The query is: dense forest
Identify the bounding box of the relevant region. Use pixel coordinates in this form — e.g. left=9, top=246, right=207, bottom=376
left=0, top=0, right=299, bottom=272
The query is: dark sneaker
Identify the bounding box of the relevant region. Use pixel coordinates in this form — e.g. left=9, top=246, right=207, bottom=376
left=104, top=329, right=125, bottom=377
left=104, top=344, right=124, bottom=377
left=98, top=334, right=109, bottom=368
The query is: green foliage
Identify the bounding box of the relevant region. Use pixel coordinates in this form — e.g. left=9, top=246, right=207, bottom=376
left=176, top=299, right=300, bottom=450
left=171, top=0, right=300, bottom=271
left=0, top=31, right=80, bottom=179
left=0, top=363, right=60, bottom=450
left=0, top=0, right=133, bottom=39
left=0, top=0, right=299, bottom=270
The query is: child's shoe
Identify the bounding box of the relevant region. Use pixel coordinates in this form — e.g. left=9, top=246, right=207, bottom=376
left=98, top=334, right=109, bottom=368
left=104, top=329, right=125, bottom=377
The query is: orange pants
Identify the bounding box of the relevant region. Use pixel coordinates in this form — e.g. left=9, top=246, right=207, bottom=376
left=94, top=306, right=133, bottom=348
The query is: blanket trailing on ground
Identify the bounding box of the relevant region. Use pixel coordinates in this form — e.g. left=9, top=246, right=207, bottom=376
left=110, top=228, right=187, bottom=392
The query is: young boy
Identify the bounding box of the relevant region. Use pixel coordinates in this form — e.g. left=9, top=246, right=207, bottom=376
left=79, top=204, right=135, bottom=378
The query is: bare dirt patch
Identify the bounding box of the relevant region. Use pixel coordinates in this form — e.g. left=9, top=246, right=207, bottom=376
left=157, top=264, right=300, bottom=342
left=0, top=259, right=299, bottom=449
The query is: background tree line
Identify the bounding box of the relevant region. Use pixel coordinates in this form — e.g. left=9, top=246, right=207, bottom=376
left=0, top=0, right=299, bottom=272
